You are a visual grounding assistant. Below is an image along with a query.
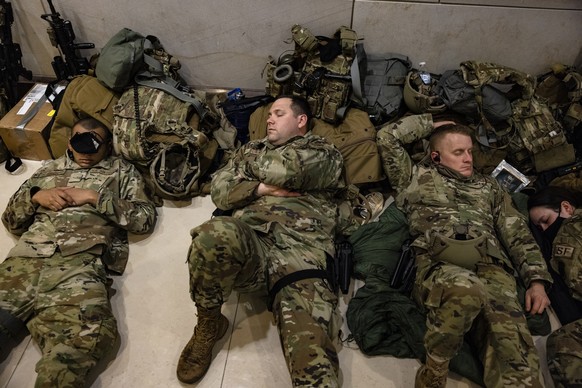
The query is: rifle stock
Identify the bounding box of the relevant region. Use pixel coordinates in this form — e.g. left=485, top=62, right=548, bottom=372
left=40, top=0, right=94, bottom=80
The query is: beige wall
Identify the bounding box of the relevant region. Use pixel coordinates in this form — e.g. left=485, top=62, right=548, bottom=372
left=10, top=0, right=582, bottom=90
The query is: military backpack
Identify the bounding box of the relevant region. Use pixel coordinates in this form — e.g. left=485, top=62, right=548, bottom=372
left=112, top=85, right=218, bottom=200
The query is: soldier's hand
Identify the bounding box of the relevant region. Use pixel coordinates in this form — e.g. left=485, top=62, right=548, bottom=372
left=525, top=280, right=550, bottom=315
left=65, top=188, right=100, bottom=207
left=32, top=187, right=76, bottom=211
left=256, top=182, right=301, bottom=197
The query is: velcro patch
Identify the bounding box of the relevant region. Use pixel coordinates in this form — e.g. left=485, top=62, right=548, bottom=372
left=554, top=245, right=575, bottom=258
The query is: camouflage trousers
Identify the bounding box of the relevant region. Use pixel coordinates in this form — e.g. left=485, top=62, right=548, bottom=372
left=0, top=252, right=118, bottom=388
left=547, top=318, right=582, bottom=387
left=413, top=256, right=542, bottom=388
left=187, top=216, right=341, bottom=387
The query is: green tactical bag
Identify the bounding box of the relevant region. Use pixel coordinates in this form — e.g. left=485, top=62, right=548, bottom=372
left=263, top=24, right=361, bottom=124
left=113, top=85, right=215, bottom=199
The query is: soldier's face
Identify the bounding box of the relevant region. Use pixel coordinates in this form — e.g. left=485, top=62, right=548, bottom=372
left=266, top=98, right=307, bottom=145
left=435, top=133, right=473, bottom=177
left=68, top=124, right=110, bottom=168
left=529, top=202, right=574, bottom=231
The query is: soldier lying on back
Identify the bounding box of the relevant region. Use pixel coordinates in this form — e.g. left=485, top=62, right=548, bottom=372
left=377, top=114, right=552, bottom=388
left=176, top=96, right=346, bottom=387
left=0, top=117, right=157, bottom=387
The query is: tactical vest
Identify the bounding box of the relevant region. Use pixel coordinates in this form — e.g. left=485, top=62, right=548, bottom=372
left=264, top=24, right=359, bottom=124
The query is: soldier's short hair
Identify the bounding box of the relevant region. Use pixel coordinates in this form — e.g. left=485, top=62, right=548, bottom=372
left=276, top=95, right=313, bottom=122
left=74, top=117, right=111, bottom=140
left=429, top=124, right=475, bottom=151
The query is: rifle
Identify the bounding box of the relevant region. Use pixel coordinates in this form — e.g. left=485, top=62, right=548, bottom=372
left=40, top=0, right=94, bottom=81
left=534, top=159, right=582, bottom=190
left=0, top=0, right=33, bottom=108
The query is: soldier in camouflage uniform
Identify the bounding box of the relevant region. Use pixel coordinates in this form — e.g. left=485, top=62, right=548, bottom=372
left=176, top=96, right=344, bottom=387
left=377, top=114, right=552, bottom=388
left=0, top=118, right=157, bottom=388
left=528, top=186, right=582, bottom=387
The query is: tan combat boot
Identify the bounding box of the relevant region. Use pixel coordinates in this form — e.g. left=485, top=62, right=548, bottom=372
left=415, top=353, right=450, bottom=388
left=176, top=306, right=229, bottom=384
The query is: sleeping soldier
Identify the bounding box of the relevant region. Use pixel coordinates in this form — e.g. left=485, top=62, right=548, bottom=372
left=377, top=114, right=552, bottom=388
left=0, top=118, right=157, bottom=387
left=176, top=96, right=345, bottom=387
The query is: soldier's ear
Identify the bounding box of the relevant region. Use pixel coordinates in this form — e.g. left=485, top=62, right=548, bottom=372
left=560, top=200, right=575, bottom=217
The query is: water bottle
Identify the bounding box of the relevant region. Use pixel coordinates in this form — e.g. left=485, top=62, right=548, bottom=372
left=418, top=62, right=431, bottom=85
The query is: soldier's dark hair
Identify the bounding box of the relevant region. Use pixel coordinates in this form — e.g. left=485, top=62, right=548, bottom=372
left=74, top=117, right=111, bottom=140
left=429, top=124, right=475, bottom=151
left=276, top=95, right=313, bottom=122
left=527, top=186, right=582, bottom=211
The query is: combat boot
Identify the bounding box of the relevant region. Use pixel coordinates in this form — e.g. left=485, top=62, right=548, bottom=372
left=415, top=353, right=449, bottom=388
left=176, top=306, right=229, bottom=384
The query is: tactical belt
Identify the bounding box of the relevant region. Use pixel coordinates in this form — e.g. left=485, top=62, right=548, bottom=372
left=267, top=269, right=328, bottom=312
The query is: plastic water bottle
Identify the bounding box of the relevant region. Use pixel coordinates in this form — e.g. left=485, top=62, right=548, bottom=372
left=418, top=62, right=431, bottom=85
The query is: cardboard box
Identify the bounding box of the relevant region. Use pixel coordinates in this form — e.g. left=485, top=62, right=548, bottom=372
left=0, top=84, right=55, bottom=160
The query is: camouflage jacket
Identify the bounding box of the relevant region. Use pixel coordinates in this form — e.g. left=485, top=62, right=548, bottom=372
left=1, top=154, right=157, bottom=274
left=553, top=209, right=582, bottom=302
left=377, top=114, right=551, bottom=286
left=211, top=133, right=344, bottom=255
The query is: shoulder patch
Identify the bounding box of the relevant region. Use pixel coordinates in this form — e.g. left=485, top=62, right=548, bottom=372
left=554, top=244, right=575, bottom=258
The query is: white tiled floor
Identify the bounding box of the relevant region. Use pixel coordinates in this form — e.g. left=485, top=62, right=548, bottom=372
left=0, top=160, right=553, bottom=387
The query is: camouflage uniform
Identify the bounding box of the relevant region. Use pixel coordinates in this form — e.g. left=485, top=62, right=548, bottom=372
left=0, top=153, right=156, bottom=388
left=377, top=114, right=552, bottom=387
left=188, top=133, right=344, bottom=387
left=546, top=209, right=582, bottom=387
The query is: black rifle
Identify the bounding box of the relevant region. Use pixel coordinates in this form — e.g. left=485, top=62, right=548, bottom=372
left=0, top=0, right=33, bottom=108
left=534, top=159, right=582, bottom=191
left=40, top=0, right=94, bottom=81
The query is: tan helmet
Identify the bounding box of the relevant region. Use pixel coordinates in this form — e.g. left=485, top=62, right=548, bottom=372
left=403, top=71, right=446, bottom=114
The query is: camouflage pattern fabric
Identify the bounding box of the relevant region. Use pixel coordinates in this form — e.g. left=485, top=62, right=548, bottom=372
left=376, top=114, right=551, bottom=386
left=0, top=153, right=156, bottom=386
left=0, top=253, right=117, bottom=388
left=546, top=208, right=582, bottom=387
left=551, top=209, right=582, bottom=302
left=2, top=153, right=157, bottom=274
left=188, top=133, right=344, bottom=386
left=414, top=259, right=542, bottom=387
left=546, top=319, right=582, bottom=388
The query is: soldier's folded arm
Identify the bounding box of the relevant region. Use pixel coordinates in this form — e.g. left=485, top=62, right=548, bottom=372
left=255, top=141, right=344, bottom=191
left=93, top=165, right=157, bottom=234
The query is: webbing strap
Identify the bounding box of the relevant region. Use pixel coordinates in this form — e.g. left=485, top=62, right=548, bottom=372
left=136, top=77, right=207, bottom=121
left=267, top=269, right=328, bottom=311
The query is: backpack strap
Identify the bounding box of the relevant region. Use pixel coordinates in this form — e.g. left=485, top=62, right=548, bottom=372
left=135, top=77, right=207, bottom=122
